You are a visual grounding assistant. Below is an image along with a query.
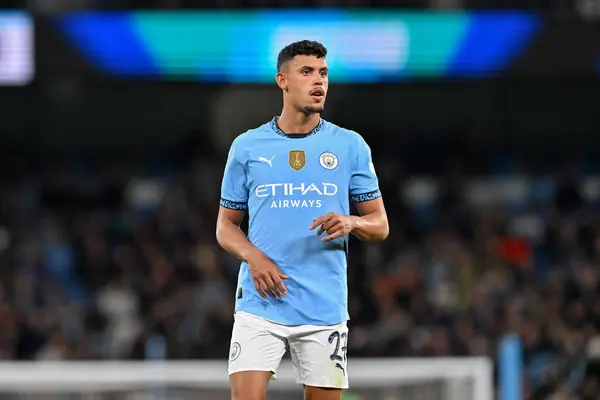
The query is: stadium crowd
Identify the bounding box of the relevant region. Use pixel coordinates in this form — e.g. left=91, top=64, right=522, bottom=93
left=0, top=145, right=598, bottom=399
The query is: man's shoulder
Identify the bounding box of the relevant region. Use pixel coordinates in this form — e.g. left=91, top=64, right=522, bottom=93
left=228, top=121, right=273, bottom=160
left=322, top=120, right=366, bottom=145
left=234, top=120, right=273, bottom=143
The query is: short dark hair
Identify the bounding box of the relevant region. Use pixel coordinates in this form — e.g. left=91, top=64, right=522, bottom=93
left=277, top=40, right=327, bottom=72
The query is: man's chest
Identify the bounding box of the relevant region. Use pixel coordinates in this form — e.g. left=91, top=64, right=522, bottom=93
left=245, top=141, right=352, bottom=197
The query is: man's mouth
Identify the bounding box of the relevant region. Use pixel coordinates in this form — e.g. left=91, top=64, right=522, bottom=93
left=310, top=89, right=325, bottom=100
left=311, top=88, right=325, bottom=98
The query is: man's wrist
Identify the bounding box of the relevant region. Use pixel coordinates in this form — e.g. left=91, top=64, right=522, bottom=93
left=348, top=215, right=361, bottom=232
left=242, top=247, right=263, bottom=264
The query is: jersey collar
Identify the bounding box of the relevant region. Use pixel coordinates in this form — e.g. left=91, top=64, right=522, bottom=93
left=270, top=117, right=324, bottom=139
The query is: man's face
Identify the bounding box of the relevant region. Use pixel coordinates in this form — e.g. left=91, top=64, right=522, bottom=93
left=278, top=55, right=328, bottom=114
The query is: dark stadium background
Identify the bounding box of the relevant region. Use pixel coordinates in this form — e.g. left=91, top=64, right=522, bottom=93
left=1, top=1, right=600, bottom=399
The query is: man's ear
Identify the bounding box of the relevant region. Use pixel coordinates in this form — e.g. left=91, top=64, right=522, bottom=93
left=276, top=72, right=288, bottom=91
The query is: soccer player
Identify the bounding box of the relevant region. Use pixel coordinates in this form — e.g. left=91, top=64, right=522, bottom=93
left=216, top=40, right=389, bottom=400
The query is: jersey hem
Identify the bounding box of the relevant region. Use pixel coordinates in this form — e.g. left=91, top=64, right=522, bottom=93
left=220, top=198, right=248, bottom=210
left=350, top=189, right=382, bottom=203
left=235, top=307, right=349, bottom=327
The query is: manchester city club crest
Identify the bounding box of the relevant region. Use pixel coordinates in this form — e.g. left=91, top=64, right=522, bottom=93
left=319, top=152, right=339, bottom=170
left=229, top=342, right=241, bottom=362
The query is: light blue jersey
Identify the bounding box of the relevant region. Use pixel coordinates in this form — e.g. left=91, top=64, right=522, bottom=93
left=220, top=118, right=381, bottom=326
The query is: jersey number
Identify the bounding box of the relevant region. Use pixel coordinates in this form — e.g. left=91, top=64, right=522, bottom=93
left=328, top=331, right=348, bottom=362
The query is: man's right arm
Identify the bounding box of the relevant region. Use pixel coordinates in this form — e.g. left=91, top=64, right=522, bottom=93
left=217, top=137, right=287, bottom=298
left=216, top=206, right=288, bottom=298
left=216, top=207, right=261, bottom=263
left=217, top=137, right=261, bottom=262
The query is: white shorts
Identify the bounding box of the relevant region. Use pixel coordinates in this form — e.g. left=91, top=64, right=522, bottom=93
left=228, top=311, right=349, bottom=389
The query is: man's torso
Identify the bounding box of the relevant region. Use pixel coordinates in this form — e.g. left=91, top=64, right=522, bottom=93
left=234, top=119, right=353, bottom=326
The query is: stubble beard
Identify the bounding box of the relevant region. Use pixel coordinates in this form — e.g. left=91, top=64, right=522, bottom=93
left=302, top=105, right=325, bottom=114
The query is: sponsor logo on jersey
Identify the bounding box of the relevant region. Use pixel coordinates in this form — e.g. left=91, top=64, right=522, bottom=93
left=255, top=182, right=338, bottom=208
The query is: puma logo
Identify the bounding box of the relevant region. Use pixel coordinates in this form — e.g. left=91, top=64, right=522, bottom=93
left=258, top=156, right=275, bottom=167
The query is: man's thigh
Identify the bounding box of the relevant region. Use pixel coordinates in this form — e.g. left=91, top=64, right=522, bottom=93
left=288, top=320, right=349, bottom=392
left=303, top=386, right=343, bottom=400
left=230, top=371, right=272, bottom=400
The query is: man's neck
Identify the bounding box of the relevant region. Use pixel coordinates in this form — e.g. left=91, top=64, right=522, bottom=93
left=277, top=108, right=321, bottom=134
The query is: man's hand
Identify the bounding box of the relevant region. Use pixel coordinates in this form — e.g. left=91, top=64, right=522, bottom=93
left=310, top=212, right=356, bottom=242
left=247, top=251, right=288, bottom=299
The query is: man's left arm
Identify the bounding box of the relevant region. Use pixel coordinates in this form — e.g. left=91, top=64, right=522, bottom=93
left=310, top=134, right=388, bottom=242
left=349, top=196, right=388, bottom=242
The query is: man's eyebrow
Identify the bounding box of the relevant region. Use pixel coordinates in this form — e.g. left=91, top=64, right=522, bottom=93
left=297, top=66, right=328, bottom=71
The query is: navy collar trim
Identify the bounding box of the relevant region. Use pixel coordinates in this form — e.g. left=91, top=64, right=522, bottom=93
left=270, top=117, right=324, bottom=139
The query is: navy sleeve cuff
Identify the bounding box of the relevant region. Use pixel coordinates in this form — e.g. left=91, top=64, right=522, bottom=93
left=351, top=189, right=382, bottom=203
left=220, top=198, right=248, bottom=210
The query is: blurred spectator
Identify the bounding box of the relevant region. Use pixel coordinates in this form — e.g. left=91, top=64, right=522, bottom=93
left=96, top=270, right=141, bottom=358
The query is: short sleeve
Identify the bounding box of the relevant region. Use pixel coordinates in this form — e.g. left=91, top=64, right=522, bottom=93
left=349, top=135, right=382, bottom=203
left=220, top=138, right=249, bottom=210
